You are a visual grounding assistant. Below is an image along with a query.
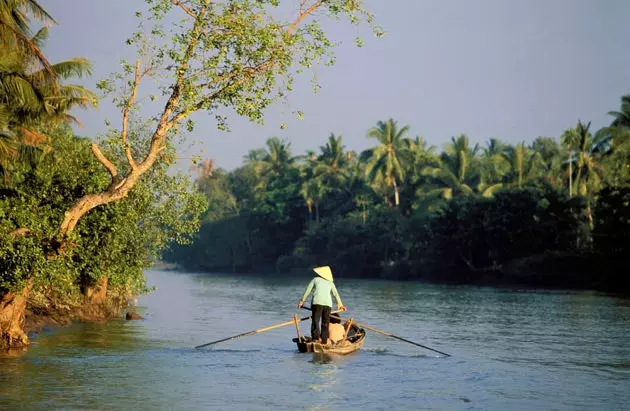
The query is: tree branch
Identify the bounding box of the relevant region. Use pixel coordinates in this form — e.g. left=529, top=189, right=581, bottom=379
left=91, top=143, right=118, bottom=180
left=195, top=60, right=273, bottom=91
left=9, top=228, right=31, bottom=237
left=288, top=0, right=323, bottom=34
left=172, top=0, right=196, bottom=18
left=143, top=1, right=210, bottom=167
left=169, top=1, right=326, bottom=125
left=121, top=60, right=142, bottom=170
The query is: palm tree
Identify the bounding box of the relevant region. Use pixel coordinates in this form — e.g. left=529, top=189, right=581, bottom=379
left=0, top=0, right=56, bottom=78
left=479, top=137, right=509, bottom=190
left=404, top=135, right=436, bottom=165
left=422, top=134, right=484, bottom=198
left=251, top=137, right=294, bottom=178
left=1, top=27, right=95, bottom=130
left=0, top=11, right=95, bottom=176
left=315, top=133, right=349, bottom=187
left=500, top=142, right=542, bottom=188
left=608, top=94, right=630, bottom=128
left=483, top=137, right=507, bottom=158
left=561, top=121, right=602, bottom=198
left=300, top=176, right=326, bottom=224
left=364, top=118, right=410, bottom=206
left=530, top=136, right=566, bottom=188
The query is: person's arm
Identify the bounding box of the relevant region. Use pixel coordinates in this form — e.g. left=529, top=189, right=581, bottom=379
left=331, top=282, right=346, bottom=310
left=298, top=278, right=315, bottom=307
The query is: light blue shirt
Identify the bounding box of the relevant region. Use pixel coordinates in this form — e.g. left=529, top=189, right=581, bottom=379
left=300, top=276, right=343, bottom=308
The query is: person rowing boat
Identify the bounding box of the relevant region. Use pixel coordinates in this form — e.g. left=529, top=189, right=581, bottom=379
left=297, top=266, right=346, bottom=344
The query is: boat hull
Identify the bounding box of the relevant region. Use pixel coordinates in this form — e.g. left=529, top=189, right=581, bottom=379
left=293, top=323, right=366, bottom=355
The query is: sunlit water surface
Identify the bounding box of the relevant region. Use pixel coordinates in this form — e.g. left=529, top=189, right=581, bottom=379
left=1, top=270, right=629, bottom=410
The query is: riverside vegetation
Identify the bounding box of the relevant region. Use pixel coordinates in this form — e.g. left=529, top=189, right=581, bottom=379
left=166, top=111, right=630, bottom=291
left=1, top=0, right=381, bottom=349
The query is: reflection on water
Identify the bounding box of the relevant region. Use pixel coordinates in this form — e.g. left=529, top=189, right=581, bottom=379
left=1, top=269, right=629, bottom=411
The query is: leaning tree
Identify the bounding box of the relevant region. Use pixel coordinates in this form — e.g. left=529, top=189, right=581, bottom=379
left=1, top=0, right=382, bottom=348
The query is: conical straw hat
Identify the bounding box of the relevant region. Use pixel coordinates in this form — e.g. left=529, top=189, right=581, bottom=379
left=313, top=266, right=333, bottom=282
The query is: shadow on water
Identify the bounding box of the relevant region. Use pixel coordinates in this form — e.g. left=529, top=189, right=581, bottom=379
left=309, top=353, right=336, bottom=364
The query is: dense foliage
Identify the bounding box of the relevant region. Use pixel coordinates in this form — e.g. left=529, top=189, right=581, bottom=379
left=0, top=1, right=205, bottom=328
left=167, top=107, right=630, bottom=291
left=0, top=123, right=207, bottom=305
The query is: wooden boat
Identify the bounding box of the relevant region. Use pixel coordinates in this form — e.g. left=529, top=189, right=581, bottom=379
left=292, top=319, right=366, bottom=355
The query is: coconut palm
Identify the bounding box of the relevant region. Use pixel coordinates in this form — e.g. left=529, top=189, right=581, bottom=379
left=479, top=137, right=510, bottom=189
left=0, top=0, right=56, bottom=78
left=0, top=10, right=96, bottom=177
left=596, top=95, right=630, bottom=184
left=1, top=27, right=95, bottom=131
left=300, top=176, right=326, bottom=224
left=608, top=94, right=630, bottom=128
left=421, top=134, right=485, bottom=198
left=500, top=142, right=542, bottom=188
left=404, top=135, right=435, bottom=166
left=364, top=118, right=410, bottom=206
left=561, top=121, right=602, bottom=198
left=250, top=137, right=294, bottom=178
left=315, top=133, right=349, bottom=187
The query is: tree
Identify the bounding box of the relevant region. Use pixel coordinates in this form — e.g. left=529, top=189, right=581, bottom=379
left=252, top=137, right=295, bottom=179
left=0, top=12, right=96, bottom=171
left=530, top=136, right=565, bottom=188
left=479, top=137, right=509, bottom=188
left=1, top=124, right=206, bottom=348
left=422, top=134, right=485, bottom=198
left=598, top=95, right=630, bottom=186
left=56, top=0, right=381, bottom=241
left=0, top=0, right=55, bottom=82
left=315, top=133, right=349, bottom=188
left=300, top=175, right=326, bottom=224
left=607, top=94, right=630, bottom=128
left=561, top=121, right=602, bottom=198
left=499, top=142, right=542, bottom=188
left=364, top=118, right=410, bottom=206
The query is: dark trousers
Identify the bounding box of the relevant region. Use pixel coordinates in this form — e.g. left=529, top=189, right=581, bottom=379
left=311, top=304, right=331, bottom=342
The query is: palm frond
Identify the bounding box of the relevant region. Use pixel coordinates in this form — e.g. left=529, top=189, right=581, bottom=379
left=47, top=57, right=93, bottom=80
left=0, top=19, right=55, bottom=79
left=19, top=126, right=48, bottom=145
left=1, top=73, right=41, bottom=110
left=30, top=25, right=47, bottom=48
left=481, top=183, right=503, bottom=198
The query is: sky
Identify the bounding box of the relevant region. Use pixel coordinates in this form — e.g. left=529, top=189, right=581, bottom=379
left=39, top=0, right=630, bottom=172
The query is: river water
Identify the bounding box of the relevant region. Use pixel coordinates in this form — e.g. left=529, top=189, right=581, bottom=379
left=1, top=270, right=629, bottom=410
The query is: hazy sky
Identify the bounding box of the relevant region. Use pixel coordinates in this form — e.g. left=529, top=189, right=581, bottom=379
left=39, top=0, right=630, bottom=171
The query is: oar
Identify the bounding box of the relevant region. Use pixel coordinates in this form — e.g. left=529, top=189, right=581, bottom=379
left=194, top=309, right=343, bottom=349
left=301, top=307, right=451, bottom=357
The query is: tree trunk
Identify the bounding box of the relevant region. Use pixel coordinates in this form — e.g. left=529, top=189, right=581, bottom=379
left=569, top=152, right=573, bottom=198
left=393, top=179, right=400, bottom=207
left=0, top=280, right=33, bottom=349
left=315, top=202, right=320, bottom=223
left=306, top=202, right=313, bottom=225
left=84, top=276, right=108, bottom=305
left=58, top=170, right=144, bottom=239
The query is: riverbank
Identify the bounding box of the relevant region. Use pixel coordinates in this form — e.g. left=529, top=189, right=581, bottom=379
left=16, top=294, right=143, bottom=349
left=169, top=250, right=628, bottom=293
